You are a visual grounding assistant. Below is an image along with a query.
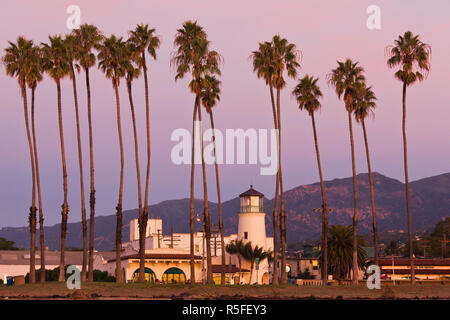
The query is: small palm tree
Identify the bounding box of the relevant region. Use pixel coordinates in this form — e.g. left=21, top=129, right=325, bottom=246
left=319, top=225, right=368, bottom=281
left=241, top=242, right=271, bottom=284
left=97, top=35, right=129, bottom=283
left=64, top=34, right=88, bottom=282
left=41, top=35, right=71, bottom=282
left=386, top=31, right=431, bottom=285
left=26, top=44, right=46, bottom=283
left=72, top=24, right=103, bottom=282
left=354, top=83, right=379, bottom=266
left=292, top=74, right=329, bottom=285
left=225, top=239, right=246, bottom=284
left=328, top=59, right=365, bottom=284
left=200, top=74, right=226, bottom=284
left=3, top=37, right=38, bottom=283
left=128, top=24, right=161, bottom=281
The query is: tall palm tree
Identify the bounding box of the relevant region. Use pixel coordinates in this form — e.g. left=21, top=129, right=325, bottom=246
left=292, top=74, right=329, bottom=285
left=97, top=35, right=129, bottom=283
left=328, top=59, right=365, bottom=284
left=200, top=74, right=226, bottom=284
left=72, top=24, right=103, bottom=282
left=41, top=35, right=71, bottom=282
left=354, top=83, right=379, bottom=266
left=124, top=40, right=146, bottom=281
left=319, top=225, right=367, bottom=281
left=271, top=35, right=300, bottom=284
left=225, top=239, right=246, bottom=284
left=128, top=24, right=161, bottom=282
left=172, top=20, right=216, bottom=284
left=386, top=31, right=431, bottom=285
left=3, top=37, right=38, bottom=283
left=64, top=34, right=88, bottom=282
left=250, top=40, right=280, bottom=285
left=26, top=44, right=46, bottom=283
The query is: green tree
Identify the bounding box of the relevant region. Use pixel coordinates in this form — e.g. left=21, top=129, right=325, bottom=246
left=200, top=74, right=226, bottom=284
left=354, top=83, right=379, bottom=266
left=225, top=239, right=246, bottom=284
left=241, top=242, right=271, bottom=284
left=328, top=59, right=366, bottom=284
left=292, top=74, right=329, bottom=285
left=64, top=34, right=88, bottom=282
left=72, top=24, right=104, bottom=282
left=97, top=35, right=130, bottom=283
left=0, top=237, right=19, bottom=250
left=3, top=37, right=38, bottom=283
left=386, top=31, right=431, bottom=284
left=128, top=24, right=161, bottom=281
left=41, top=35, right=71, bottom=282
left=319, top=225, right=367, bottom=281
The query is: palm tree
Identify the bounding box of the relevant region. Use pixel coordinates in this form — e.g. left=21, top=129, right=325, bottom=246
left=41, top=35, right=71, bottom=282
left=97, top=35, right=129, bottom=283
left=123, top=40, right=145, bottom=281
left=386, top=31, right=431, bottom=285
left=225, top=239, right=246, bottom=284
left=271, top=35, right=301, bottom=284
left=328, top=59, right=365, bottom=284
left=3, top=37, right=38, bottom=283
left=200, top=74, right=226, bottom=284
left=128, top=24, right=160, bottom=282
left=241, top=242, right=271, bottom=284
left=172, top=20, right=218, bottom=284
left=72, top=24, right=103, bottom=282
left=354, top=83, right=379, bottom=266
left=26, top=44, right=46, bottom=283
left=64, top=34, right=88, bottom=282
left=250, top=40, right=280, bottom=285
left=292, top=74, right=329, bottom=285
left=319, top=225, right=367, bottom=281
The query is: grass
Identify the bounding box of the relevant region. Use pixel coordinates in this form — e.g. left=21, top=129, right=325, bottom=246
left=0, top=282, right=449, bottom=300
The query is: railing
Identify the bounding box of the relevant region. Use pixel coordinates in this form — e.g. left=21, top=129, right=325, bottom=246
left=296, top=279, right=322, bottom=286
left=240, top=205, right=265, bottom=213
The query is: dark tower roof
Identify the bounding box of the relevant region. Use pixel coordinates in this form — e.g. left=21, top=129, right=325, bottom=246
left=239, top=185, right=264, bottom=198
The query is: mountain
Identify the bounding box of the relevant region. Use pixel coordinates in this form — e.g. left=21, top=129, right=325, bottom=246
left=1, top=172, right=449, bottom=251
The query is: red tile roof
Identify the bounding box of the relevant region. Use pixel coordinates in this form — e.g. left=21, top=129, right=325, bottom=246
left=211, top=264, right=249, bottom=273
left=107, top=253, right=202, bottom=262
left=381, top=269, right=450, bottom=275
left=370, top=258, right=450, bottom=266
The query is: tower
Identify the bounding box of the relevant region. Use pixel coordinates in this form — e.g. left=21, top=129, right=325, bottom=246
left=237, top=185, right=266, bottom=247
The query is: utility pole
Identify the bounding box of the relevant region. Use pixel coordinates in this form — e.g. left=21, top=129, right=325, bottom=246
left=420, top=238, right=430, bottom=258
left=441, top=235, right=450, bottom=258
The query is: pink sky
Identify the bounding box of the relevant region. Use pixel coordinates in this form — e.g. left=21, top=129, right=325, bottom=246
left=1, top=0, right=449, bottom=227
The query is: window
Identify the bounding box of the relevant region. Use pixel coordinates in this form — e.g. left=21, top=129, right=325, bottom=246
left=195, top=244, right=199, bottom=252
left=244, top=232, right=248, bottom=239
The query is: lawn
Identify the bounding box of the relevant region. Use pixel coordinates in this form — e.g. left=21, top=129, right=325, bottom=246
left=0, top=282, right=449, bottom=300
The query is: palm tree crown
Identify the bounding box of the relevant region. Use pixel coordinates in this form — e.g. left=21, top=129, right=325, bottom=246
left=41, top=35, right=71, bottom=81
left=97, top=35, right=129, bottom=86
left=129, top=24, right=161, bottom=62
left=292, top=74, right=323, bottom=116
left=72, top=24, right=103, bottom=71
left=3, top=37, right=34, bottom=87
left=354, top=84, right=377, bottom=123
left=386, top=31, right=431, bottom=86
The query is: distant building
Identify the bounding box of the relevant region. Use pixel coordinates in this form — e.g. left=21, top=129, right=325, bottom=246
left=99, top=185, right=273, bottom=284
left=369, top=258, right=450, bottom=280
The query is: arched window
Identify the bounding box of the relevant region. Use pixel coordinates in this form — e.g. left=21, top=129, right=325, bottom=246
left=162, top=267, right=186, bottom=284
left=132, top=267, right=156, bottom=283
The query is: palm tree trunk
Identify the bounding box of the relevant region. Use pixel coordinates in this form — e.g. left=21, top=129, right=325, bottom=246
left=361, top=119, right=378, bottom=266
left=22, top=84, right=36, bottom=284
left=249, top=261, right=254, bottom=285
left=209, top=111, right=226, bottom=285
left=197, top=99, right=213, bottom=284
left=238, top=256, right=242, bottom=284
left=141, top=53, right=151, bottom=279
left=276, top=88, right=287, bottom=284
left=114, top=80, right=124, bottom=284
left=56, top=80, right=69, bottom=282
left=31, top=87, right=46, bottom=283
left=189, top=97, right=198, bottom=284
left=402, top=82, right=415, bottom=285
left=347, top=110, right=358, bottom=284
left=127, top=79, right=145, bottom=282
left=311, top=113, right=328, bottom=285
left=268, top=81, right=279, bottom=286
left=86, top=68, right=96, bottom=282
left=71, top=66, right=88, bottom=282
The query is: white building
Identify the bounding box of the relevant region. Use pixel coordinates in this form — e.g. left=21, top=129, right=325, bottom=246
left=99, top=185, right=273, bottom=284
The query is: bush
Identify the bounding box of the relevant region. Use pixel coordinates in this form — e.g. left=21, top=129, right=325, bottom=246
left=25, top=266, right=115, bottom=282
left=297, top=268, right=315, bottom=280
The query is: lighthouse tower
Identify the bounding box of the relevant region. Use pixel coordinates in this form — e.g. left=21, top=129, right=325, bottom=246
left=237, top=185, right=270, bottom=284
